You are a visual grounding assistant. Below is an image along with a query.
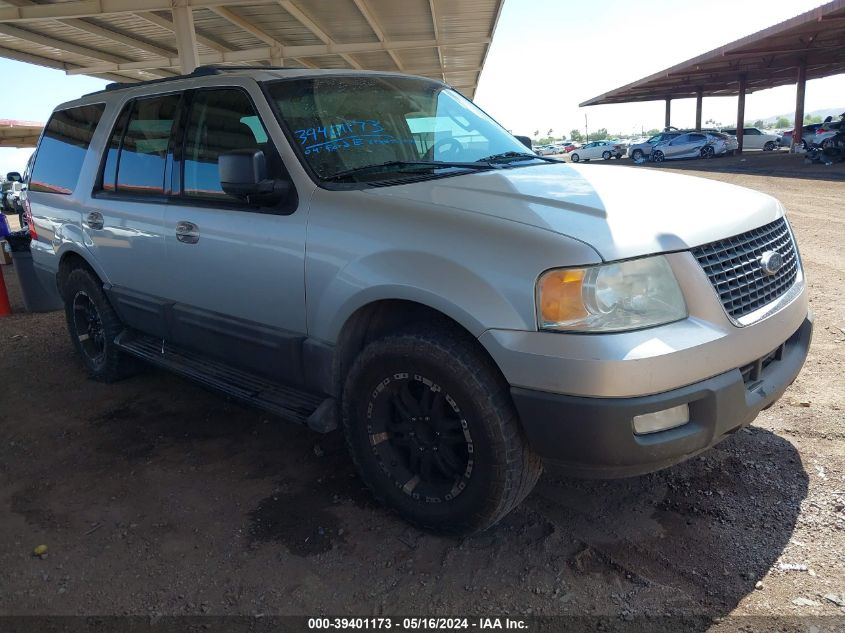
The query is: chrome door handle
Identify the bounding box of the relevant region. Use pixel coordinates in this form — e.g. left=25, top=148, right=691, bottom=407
left=175, top=220, right=200, bottom=244
left=86, top=211, right=104, bottom=230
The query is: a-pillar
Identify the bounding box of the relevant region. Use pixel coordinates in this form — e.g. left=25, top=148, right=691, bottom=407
left=172, top=4, right=199, bottom=75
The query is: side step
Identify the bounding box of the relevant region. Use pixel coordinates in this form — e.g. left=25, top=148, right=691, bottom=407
left=115, top=332, right=333, bottom=430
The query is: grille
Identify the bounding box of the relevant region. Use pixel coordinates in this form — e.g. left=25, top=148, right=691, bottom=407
left=691, top=217, right=798, bottom=320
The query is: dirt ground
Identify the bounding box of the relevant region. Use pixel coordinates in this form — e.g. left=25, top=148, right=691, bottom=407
left=1, top=157, right=844, bottom=628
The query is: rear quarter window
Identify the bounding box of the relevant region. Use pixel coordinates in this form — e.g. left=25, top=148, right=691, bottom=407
left=29, top=103, right=105, bottom=195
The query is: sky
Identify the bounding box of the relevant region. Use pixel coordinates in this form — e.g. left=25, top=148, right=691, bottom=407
left=475, top=0, right=845, bottom=138
left=0, top=0, right=843, bottom=172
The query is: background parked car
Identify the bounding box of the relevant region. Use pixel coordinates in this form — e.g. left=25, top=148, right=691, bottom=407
left=813, top=114, right=844, bottom=148
left=562, top=141, right=580, bottom=153
left=534, top=145, right=557, bottom=156
left=720, top=127, right=781, bottom=151
left=651, top=132, right=718, bottom=162
left=706, top=131, right=737, bottom=155
left=569, top=140, right=624, bottom=162
left=780, top=124, right=822, bottom=149
left=626, top=132, right=682, bottom=161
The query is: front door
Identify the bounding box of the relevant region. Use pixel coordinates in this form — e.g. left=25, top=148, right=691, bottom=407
left=161, top=87, right=308, bottom=384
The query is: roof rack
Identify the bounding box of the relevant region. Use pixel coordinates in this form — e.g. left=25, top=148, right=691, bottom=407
left=97, top=65, right=301, bottom=94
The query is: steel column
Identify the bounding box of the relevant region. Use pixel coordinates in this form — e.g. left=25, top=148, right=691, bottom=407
left=695, top=90, right=703, bottom=131
left=664, top=98, right=671, bottom=129
left=793, top=60, right=807, bottom=150
left=736, top=75, right=747, bottom=153
left=172, top=4, right=199, bottom=74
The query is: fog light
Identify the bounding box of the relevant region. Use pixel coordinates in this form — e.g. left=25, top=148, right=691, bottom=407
left=633, top=404, right=690, bottom=435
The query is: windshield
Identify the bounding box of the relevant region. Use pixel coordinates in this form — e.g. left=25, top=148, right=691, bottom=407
left=266, top=76, right=530, bottom=181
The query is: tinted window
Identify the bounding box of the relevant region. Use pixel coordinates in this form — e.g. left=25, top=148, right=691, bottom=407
left=673, top=134, right=690, bottom=144
left=101, top=105, right=131, bottom=192
left=744, top=128, right=760, bottom=135
left=116, top=95, right=180, bottom=195
left=182, top=89, right=270, bottom=200
left=30, top=104, right=105, bottom=194
left=689, top=134, right=706, bottom=141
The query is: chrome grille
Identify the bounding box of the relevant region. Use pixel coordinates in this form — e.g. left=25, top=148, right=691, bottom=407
left=691, top=218, right=798, bottom=320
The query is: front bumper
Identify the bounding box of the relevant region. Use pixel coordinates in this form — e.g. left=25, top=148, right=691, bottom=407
left=510, top=317, right=812, bottom=478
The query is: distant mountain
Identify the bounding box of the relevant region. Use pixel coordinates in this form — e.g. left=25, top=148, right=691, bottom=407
left=757, top=108, right=843, bottom=124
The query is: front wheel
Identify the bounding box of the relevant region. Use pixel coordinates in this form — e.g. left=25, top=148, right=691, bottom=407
left=652, top=150, right=665, bottom=163
left=602, top=151, right=611, bottom=160
left=631, top=149, right=644, bottom=161
left=342, top=327, right=543, bottom=534
left=764, top=141, right=776, bottom=151
left=570, top=153, right=580, bottom=163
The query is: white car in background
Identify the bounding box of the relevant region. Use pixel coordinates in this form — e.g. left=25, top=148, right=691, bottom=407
left=720, top=127, right=781, bottom=151
left=569, top=140, right=624, bottom=162
left=535, top=145, right=557, bottom=156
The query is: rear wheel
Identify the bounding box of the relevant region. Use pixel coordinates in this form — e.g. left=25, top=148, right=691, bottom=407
left=62, top=267, right=136, bottom=381
left=570, top=153, right=580, bottom=163
left=342, top=326, right=543, bottom=534
left=601, top=150, right=611, bottom=160
left=700, top=145, right=715, bottom=159
left=763, top=141, right=776, bottom=151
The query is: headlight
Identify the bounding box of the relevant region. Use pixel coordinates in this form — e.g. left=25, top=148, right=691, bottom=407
left=536, top=255, right=687, bottom=332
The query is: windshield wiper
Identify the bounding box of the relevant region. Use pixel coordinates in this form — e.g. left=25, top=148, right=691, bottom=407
left=478, top=151, right=559, bottom=164
left=323, top=160, right=496, bottom=182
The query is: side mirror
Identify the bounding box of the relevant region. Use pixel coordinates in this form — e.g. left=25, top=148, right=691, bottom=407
left=218, top=150, right=290, bottom=204
left=6, top=171, right=21, bottom=182
left=514, top=135, right=533, bottom=150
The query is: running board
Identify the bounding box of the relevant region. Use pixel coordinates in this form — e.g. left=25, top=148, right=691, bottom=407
left=114, top=332, right=333, bottom=430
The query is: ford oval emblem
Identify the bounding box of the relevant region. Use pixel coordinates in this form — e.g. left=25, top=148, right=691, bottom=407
left=759, top=251, right=783, bottom=276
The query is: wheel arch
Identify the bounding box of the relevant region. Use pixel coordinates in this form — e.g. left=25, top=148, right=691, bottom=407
left=56, top=247, right=106, bottom=299
left=328, top=298, right=506, bottom=400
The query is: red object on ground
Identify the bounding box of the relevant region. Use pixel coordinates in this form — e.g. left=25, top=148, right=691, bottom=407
left=0, top=265, right=12, bottom=316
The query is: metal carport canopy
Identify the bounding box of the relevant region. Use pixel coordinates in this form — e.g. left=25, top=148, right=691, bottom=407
left=0, top=119, right=42, bottom=147
left=0, top=0, right=505, bottom=99
left=579, top=0, right=845, bottom=106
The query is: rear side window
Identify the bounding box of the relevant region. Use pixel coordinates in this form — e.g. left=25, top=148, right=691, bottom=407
left=101, top=94, right=180, bottom=195
left=29, top=103, right=105, bottom=194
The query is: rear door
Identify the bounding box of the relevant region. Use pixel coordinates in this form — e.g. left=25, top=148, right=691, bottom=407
left=83, top=93, right=182, bottom=338
left=743, top=128, right=762, bottom=149
left=161, top=86, right=308, bottom=383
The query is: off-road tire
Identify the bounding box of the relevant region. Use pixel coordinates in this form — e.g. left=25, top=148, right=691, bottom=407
left=62, top=267, right=136, bottom=382
left=342, top=326, right=543, bottom=534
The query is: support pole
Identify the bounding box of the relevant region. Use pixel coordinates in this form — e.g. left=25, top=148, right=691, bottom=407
left=172, top=4, right=199, bottom=75
left=695, top=90, right=703, bottom=131
left=793, top=60, right=807, bottom=151
left=270, top=45, right=284, bottom=67
left=664, top=98, right=671, bottom=130
left=736, top=75, right=746, bottom=153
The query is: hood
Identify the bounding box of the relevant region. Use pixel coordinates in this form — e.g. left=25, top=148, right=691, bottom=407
left=365, top=162, right=783, bottom=261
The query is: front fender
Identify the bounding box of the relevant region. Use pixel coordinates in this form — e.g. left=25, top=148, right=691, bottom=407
left=315, top=250, right=524, bottom=342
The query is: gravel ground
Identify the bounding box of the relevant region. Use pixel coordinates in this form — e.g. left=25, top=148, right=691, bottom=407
left=0, top=160, right=843, bottom=627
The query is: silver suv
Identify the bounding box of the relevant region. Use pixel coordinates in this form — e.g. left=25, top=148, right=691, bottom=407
left=23, top=67, right=812, bottom=533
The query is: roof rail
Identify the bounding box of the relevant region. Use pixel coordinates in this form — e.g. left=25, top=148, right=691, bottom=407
left=84, top=65, right=312, bottom=98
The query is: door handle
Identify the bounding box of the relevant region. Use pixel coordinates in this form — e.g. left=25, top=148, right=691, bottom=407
left=175, top=220, right=200, bottom=244
left=86, top=211, right=104, bottom=231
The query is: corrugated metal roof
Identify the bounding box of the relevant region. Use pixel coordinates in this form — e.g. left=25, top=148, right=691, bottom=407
left=581, top=0, right=845, bottom=106
left=0, top=0, right=505, bottom=98
left=0, top=119, right=42, bottom=147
